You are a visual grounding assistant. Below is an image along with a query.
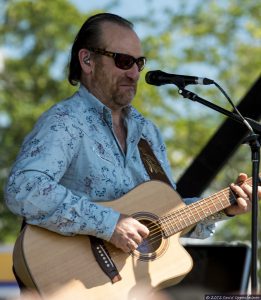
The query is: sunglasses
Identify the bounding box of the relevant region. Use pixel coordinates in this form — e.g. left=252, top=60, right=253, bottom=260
left=87, top=48, right=146, bottom=72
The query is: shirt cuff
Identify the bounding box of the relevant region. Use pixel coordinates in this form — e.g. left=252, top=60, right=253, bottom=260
left=203, top=210, right=233, bottom=224
left=96, top=209, right=120, bottom=241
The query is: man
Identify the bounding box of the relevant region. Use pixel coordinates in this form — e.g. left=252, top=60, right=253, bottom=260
left=4, top=13, right=257, bottom=255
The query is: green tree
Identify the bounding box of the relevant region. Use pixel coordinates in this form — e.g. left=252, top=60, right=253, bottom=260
left=0, top=1, right=260, bottom=281
left=136, top=0, right=261, bottom=280
left=0, top=0, right=94, bottom=241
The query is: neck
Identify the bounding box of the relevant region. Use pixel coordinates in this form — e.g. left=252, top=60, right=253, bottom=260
left=112, top=110, right=124, bottom=126
left=112, top=112, right=127, bottom=153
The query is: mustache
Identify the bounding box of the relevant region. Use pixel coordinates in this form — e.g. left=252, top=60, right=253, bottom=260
left=119, top=78, right=138, bottom=86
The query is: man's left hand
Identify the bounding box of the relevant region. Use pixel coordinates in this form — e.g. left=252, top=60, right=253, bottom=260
left=225, top=173, right=261, bottom=216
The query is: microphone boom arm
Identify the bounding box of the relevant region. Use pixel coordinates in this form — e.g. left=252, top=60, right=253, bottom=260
left=178, top=88, right=261, bottom=135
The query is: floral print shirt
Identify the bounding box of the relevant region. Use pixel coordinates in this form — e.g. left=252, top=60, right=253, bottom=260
left=5, top=85, right=225, bottom=241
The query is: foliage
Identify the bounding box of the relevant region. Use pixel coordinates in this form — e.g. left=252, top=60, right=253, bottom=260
left=0, top=0, right=95, bottom=241
left=137, top=0, right=261, bottom=174
left=134, top=1, right=261, bottom=263
left=0, top=1, right=260, bottom=279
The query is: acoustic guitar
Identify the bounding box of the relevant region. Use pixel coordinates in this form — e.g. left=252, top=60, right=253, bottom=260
left=13, top=179, right=249, bottom=299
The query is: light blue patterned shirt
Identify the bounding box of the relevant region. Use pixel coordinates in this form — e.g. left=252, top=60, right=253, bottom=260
left=5, top=85, right=224, bottom=241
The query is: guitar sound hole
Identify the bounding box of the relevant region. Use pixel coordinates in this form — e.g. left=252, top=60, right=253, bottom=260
left=132, top=213, right=168, bottom=261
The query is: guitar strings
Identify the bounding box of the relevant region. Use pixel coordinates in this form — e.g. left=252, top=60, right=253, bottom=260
left=145, top=192, right=227, bottom=248
left=110, top=179, right=252, bottom=257
left=145, top=187, right=232, bottom=235
left=137, top=195, right=227, bottom=250
left=137, top=187, right=236, bottom=248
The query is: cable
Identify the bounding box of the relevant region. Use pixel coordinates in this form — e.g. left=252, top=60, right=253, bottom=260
left=213, top=81, right=254, bottom=134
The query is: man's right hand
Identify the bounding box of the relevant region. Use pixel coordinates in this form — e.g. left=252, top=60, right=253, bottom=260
left=110, top=214, right=149, bottom=253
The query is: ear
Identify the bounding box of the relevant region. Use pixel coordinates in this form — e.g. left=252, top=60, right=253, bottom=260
left=78, top=48, right=92, bottom=74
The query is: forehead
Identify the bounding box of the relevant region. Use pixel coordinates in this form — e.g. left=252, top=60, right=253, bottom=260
left=100, top=22, right=143, bottom=55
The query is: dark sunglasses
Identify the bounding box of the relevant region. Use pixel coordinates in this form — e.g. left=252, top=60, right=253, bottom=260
left=87, top=48, right=146, bottom=72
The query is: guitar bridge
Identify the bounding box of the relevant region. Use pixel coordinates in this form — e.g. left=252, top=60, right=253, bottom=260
left=89, top=236, right=122, bottom=283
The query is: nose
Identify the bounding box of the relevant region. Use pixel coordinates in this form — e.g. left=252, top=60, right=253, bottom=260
left=125, top=63, right=140, bottom=81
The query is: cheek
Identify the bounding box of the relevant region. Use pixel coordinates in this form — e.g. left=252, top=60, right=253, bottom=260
left=93, top=62, right=124, bottom=95
left=104, top=75, right=118, bottom=95
left=93, top=67, right=111, bottom=87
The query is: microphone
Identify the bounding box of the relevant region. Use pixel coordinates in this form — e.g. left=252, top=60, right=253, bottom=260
left=145, top=70, right=214, bottom=88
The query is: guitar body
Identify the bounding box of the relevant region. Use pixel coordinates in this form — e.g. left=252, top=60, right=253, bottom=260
left=13, top=181, right=193, bottom=299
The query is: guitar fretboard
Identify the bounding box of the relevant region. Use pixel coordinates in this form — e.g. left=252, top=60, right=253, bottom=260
left=159, top=177, right=253, bottom=237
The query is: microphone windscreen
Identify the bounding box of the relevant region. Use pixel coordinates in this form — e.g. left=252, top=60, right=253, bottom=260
left=145, top=71, right=164, bottom=86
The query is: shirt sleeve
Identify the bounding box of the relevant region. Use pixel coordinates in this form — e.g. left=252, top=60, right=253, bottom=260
left=4, top=110, right=120, bottom=241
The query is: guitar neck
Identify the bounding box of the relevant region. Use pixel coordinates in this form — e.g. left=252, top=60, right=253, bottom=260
left=160, top=177, right=253, bottom=237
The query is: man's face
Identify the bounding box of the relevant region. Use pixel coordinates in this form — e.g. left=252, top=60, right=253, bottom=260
left=88, top=22, right=144, bottom=111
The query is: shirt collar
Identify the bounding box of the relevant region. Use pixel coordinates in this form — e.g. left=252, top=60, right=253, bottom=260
left=78, top=84, right=143, bottom=122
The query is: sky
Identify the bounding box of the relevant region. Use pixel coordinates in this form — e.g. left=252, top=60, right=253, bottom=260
left=68, top=0, right=216, bottom=76
left=69, top=0, right=198, bottom=38
left=69, top=0, right=155, bottom=38
left=0, top=0, right=215, bottom=79
left=0, top=0, right=192, bottom=69
left=0, top=0, right=228, bottom=127
left=0, top=51, right=3, bottom=73
left=71, top=0, right=178, bottom=17
left=72, top=0, right=145, bottom=14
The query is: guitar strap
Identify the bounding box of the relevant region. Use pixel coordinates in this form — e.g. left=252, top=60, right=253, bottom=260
left=138, top=138, right=172, bottom=186
left=13, top=221, right=27, bottom=290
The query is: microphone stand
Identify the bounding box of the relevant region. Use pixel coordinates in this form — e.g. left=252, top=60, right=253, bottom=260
left=178, top=87, right=260, bottom=294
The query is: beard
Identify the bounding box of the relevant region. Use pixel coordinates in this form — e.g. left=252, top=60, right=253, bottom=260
left=89, top=58, right=138, bottom=110
left=112, top=79, right=137, bottom=107
left=91, top=64, right=138, bottom=110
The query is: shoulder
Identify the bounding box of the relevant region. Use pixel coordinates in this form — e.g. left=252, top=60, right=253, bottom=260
left=35, top=88, right=94, bottom=130
left=44, top=91, right=87, bottom=120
